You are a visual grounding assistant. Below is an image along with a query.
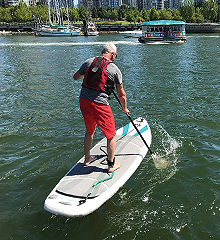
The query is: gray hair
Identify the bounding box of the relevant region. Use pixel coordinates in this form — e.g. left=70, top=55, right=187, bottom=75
left=102, top=43, right=117, bottom=54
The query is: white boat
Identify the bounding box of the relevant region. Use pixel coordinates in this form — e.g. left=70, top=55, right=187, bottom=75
left=36, top=25, right=80, bottom=37
left=88, top=29, right=99, bottom=36
left=119, top=29, right=142, bottom=38
left=36, top=0, right=81, bottom=37
left=87, top=22, right=99, bottom=36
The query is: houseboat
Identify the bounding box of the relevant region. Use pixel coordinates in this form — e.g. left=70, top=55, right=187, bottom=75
left=138, top=20, right=186, bottom=43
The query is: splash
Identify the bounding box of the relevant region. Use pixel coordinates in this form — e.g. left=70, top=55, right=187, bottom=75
left=151, top=122, right=182, bottom=169
left=152, top=153, right=169, bottom=169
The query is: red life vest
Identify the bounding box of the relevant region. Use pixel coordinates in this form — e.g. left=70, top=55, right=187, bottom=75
left=82, top=56, right=114, bottom=95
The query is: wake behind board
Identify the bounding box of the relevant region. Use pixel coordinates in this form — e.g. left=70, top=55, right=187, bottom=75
left=44, top=117, right=152, bottom=217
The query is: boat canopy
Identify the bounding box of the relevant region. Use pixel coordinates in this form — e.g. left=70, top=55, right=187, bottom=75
left=142, top=20, right=186, bottom=26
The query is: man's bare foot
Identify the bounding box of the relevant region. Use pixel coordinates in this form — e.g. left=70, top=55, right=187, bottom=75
left=108, top=162, right=121, bottom=173
left=84, top=156, right=97, bottom=166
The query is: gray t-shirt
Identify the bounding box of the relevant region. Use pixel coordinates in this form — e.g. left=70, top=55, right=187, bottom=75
left=78, top=57, right=122, bottom=105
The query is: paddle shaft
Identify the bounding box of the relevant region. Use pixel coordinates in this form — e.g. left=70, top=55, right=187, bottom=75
left=112, top=90, right=153, bottom=155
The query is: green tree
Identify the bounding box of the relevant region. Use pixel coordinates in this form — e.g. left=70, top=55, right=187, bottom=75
left=97, top=7, right=110, bottom=20
left=149, top=6, right=159, bottom=21
left=13, top=2, right=32, bottom=22
left=172, top=8, right=183, bottom=21
left=158, top=8, right=172, bottom=20
left=78, top=5, right=89, bottom=21
left=125, top=7, right=140, bottom=23
left=140, top=9, right=150, bottom=22
left=210, top=1, right=218, bottom=22
left=192, top=7, right=204, bottom=22
left=201, top=0, right=218, bottom=22
left=0, top=7, right=13, bottom=22
left=118, top=5, right=128, bottom=20
left=109, top=8, right=118, bottom=21
left=105, top=7, right=112, bottom=20
left=103, top=8, right=109, bottom=20
left=91, top=6, right=98, bottom=19
left=126, top=9, right=136, bottom=23
left=97, top=7, right=104, bottom=19
left=29, top=5, right=37, bottom=20
left=69, top=6, right=79, bottom=22
left=0, top=7, right=3, bottom=22
left=30, top=4, right=48, bottom=23
left=133, top=6, right=141, bottom=21
left=179, top=0, right=195, bottom=22
left=218, top=6, right=220, bottom=22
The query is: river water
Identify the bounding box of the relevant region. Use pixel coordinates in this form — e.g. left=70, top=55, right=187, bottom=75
left=0, top=33, right=219, bottom=240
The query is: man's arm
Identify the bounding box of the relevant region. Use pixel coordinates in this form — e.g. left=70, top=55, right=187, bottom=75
left=116, top=83, right=130, bottom=115
left=73, top=71, right=84, bottom=80
left=73, top=58, right=93, bottom=81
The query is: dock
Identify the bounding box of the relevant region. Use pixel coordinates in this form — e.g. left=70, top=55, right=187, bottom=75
left=1, top=22, right=220, bottom=34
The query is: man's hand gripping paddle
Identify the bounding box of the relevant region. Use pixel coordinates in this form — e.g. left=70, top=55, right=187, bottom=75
left=112, top=90, right=168, bottom=169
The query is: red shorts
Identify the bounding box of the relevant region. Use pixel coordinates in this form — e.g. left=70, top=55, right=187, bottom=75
left=79, top=98, right=116, bottom=139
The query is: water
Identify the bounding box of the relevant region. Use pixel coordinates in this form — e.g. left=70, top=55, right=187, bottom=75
left=0, top=33, right=219, bottom=239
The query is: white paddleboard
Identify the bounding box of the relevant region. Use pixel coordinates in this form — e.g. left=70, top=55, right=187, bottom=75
left=44, top=117, right=152, bottom=217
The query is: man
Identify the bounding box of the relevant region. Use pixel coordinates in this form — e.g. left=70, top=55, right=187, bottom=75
left=73, top=43, right=129, bottom=173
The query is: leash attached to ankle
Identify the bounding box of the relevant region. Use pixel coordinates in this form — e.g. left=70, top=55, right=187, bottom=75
left=107, top=157, right=115, bottom=167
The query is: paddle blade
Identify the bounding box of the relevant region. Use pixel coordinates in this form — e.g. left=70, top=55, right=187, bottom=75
left=152, top=154, right=169, bottom=169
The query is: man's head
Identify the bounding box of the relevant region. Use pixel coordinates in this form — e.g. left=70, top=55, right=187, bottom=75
left=101, top=43, right=117, bottom=61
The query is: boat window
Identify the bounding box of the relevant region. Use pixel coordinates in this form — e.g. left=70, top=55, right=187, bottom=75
left=151, top=27, right=155, bottom=32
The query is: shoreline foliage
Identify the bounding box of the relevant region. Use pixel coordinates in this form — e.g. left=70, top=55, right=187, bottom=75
left=0, top=1, right=219, bottom=24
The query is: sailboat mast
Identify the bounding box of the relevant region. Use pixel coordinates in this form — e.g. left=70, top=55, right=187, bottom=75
left=48, top=0, right=52, bottom=25
left=65, top=0, right=70, bottom=28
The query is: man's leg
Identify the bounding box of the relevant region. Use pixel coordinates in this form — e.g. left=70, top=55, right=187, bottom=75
left=79, top=99, right=97, bottom=166
left=107, top=135, right=120, bottom=173
left=84, top=131, right=95, bottom=166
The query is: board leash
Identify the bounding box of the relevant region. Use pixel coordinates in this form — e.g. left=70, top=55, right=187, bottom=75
left=78, top=171, right=115, bottom=205
left=78, top=147, right=115, bottom=205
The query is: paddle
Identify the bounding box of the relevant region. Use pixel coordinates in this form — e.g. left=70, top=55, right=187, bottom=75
left=112, top=90, right=168, bottom=169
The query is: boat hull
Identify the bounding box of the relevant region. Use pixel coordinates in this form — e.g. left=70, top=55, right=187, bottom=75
left=36, top=30, right=80, bottom=37
left=87, top=31, right=99, bottom=36
left=138, top=36, right=186, bottom=43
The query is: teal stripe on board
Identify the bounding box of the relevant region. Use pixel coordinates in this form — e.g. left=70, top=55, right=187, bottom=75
left=134, top=125, right=148, bottom=137
left=122, top=123, right=130, bottom=135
